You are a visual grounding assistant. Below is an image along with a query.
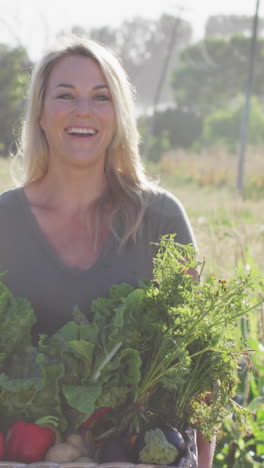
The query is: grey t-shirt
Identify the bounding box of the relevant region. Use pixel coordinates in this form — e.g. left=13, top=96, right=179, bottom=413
left=0, top=187, right=196, bottom=338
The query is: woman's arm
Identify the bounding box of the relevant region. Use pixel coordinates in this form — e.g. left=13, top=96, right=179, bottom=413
left=197, top=431, right=216, bottom=468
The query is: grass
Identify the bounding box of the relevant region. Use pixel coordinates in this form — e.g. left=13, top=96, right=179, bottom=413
left=155, top=146, right=264, bottom=199
left=145, top=148, right=264, bottom=278
left=169, top=185, right=264, bottom=278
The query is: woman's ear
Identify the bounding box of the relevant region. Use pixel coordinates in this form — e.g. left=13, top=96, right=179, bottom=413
left=39, top=119, right=47, bottom=140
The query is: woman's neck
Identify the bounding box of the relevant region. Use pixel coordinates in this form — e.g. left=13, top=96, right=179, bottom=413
left=24, top=165, right=108, bottom=216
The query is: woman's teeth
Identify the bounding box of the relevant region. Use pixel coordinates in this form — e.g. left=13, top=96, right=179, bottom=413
left=67, top=128, right=97, bottom=135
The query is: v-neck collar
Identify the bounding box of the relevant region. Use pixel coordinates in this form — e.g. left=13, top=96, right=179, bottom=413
left=15, top=187, right=115, bottom=277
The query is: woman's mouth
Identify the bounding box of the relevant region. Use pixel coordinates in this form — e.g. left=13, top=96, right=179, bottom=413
left=65, top=127, right=98, bottom=137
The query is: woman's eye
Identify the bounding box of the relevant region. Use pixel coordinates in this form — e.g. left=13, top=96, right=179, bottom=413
left=57, top=93, right=73, bottom=100
left=94, top=94, right=110, bottom=101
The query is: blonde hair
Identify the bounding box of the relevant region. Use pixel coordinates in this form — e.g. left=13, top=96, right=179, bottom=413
left=14, top=35, right=155, bottom=247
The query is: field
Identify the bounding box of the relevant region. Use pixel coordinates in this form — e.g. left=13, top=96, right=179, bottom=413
left=1, top=151, right=264, bottom=466
left=145, top=148, right=264, bottom=278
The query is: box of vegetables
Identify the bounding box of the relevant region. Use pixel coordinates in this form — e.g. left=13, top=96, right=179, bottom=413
left=0, top=235, right=263, bottom=467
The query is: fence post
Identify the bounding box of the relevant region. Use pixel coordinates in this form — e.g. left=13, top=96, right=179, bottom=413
left=237, top=0, right=260, bottom=198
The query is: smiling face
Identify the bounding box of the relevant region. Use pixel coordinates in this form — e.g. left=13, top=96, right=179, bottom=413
left=39, top=55, right=116, bottom=172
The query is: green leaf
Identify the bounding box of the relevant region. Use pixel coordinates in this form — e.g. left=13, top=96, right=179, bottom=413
left=119, top=348, right=142, bottom=385
left=0, top=282, right=36, bottom=361
left=27, top=359, right=66, bottom=428
left=67, top=340, right=95, bottom=361
left=0, top=351, right=65, bottom=431
left=96, top=384, right=130, bottom=408
left=51, top=321, right=80, bottom=342
left=66, top=340, right=94, bottom=377
left=79, top=323, right=99, bottom=343
left=62, top=382, right=102, bottom=415
left=248, top=396, right=264, bottom=412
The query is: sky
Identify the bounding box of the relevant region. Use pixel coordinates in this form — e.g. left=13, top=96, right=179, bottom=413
left=0, top=0, right=261, bottom=60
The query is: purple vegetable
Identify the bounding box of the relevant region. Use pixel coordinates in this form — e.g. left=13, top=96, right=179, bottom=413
left=100, top=435, right=131, bottom=462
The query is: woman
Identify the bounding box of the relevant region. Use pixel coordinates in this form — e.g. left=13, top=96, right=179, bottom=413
left=0, top=36, right=214, bottom=466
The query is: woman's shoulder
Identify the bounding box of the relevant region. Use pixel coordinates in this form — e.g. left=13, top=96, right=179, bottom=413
left=142, top=186, right=197, bottom=248
left=144, top=186, right=187, bottom=219
left=0, top=188, right=21, bottom=213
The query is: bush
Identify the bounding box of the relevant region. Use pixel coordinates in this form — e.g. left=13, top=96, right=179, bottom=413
left=138, top=107, right=203, bottom=161
left=198, top=96, right=264, bottom=152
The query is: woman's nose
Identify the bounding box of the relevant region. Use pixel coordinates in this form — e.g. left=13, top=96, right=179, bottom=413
left=75, top=97, right=93, bottom=115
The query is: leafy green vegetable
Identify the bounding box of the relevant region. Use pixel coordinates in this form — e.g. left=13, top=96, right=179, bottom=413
left=62, top=382, right=102, bottom=414
left=107, top=235, right=263, bottom=438
left=0, top=280, right=36, bottom=368
left=0, top=235, right=262, bottom=440
left=0, top=350, right=66, bottom=430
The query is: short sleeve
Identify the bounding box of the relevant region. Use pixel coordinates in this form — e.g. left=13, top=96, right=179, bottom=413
left=150, top=189, right=198, bottom=250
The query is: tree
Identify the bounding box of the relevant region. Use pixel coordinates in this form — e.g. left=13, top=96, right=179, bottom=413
left=138, top=106, right=202, bottom=160
left=121, top=14, right=192, bottom=108
left=171, top=36, right=264, bottom=115
left=198, top=96, right=264, bottom=152
left=205, top=14, right=264, bottom=38
left=0, top=44, right=31, bottom=156
left=67, top=14, right=193, bottom=108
